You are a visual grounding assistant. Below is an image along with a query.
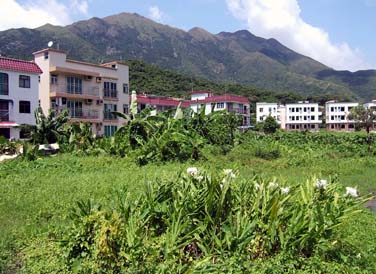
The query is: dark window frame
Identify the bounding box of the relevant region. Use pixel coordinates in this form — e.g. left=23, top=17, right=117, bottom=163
left=0, top=73, right=9, bottom=95
left=19, top=100, right=31, bottom=113
left=19, top=75, right=31, bottom=88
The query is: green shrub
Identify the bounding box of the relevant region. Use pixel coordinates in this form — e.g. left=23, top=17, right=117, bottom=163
left=58, top=169, right=369, bottom=273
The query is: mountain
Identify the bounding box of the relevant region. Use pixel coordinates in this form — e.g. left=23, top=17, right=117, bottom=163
left=0, top=12, right=373, bottom=100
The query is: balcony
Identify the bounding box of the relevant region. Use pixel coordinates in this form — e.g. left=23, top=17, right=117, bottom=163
left=55, top=107, right=100, bottom=122
left=50, top=83, right=100, bottom=99
left=103, top=89, right=118, bottom=100
left=103, top=111, right=118, bottom=121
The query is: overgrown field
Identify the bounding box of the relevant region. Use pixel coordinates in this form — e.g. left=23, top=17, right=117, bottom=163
left=1, top=131, right=376, bottom=273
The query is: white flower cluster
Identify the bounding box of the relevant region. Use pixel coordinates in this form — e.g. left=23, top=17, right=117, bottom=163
left=186, top=167, right=204, bottom=181
left=223, top=169, right=236, bottom=179
left=345, top=187, right=358, bottom=198
left=315, top=179, right=327, bottom=189
left=187, top=167, right=198, bottom=177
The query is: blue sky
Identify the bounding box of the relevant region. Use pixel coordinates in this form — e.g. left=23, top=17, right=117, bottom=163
left=2, top=0, right=376, bottom=71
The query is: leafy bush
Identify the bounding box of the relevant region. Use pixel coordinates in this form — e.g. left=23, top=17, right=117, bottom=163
left=59, top=169, right=369, bottom=272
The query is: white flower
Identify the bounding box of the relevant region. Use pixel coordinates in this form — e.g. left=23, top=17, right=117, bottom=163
left=223, top=169, right=233, bottom=175
left=224, top=169, right=236, bottom=178
left=345, top=187, right=358, bottom=198
left=187, top=167, right=198, bottom=177
left=356, top=253, right=362, bottom=259
left=269, top=182, right=279, bottom=189
left=255, top=183, right=260, bottom=191
left=222, top=178, right=227, bottom=184
left=196, top=175, right=204, bottom=181
left=281, top=187, right=290, bottom=194
left=315, top=179, right=327, bottom=189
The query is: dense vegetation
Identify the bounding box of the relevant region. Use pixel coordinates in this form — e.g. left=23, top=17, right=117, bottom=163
left=128, top=60, right=352, bottom=104
left=1, top=106, right=376, bottom=272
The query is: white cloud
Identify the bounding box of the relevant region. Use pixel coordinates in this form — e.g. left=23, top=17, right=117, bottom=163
left=0, top=0, right=89, bottom=31
left=148, top=5, right=164, bottom=22
left=69, top=0, right=88, bottom=15
left=226, top=0, right=370, bottom=71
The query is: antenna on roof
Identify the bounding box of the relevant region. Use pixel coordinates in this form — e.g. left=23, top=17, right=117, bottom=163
left=47, top=41, right=54, bottom=48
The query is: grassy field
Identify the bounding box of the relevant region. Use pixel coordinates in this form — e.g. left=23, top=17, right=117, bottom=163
left=1, top=132, right=376, bottom=272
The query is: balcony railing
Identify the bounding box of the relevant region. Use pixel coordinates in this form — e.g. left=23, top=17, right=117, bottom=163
left=51, top=83, right=100, bottom=97
left=54, top=107, right=99, bottom=120
left=0, top=110, right=9, bottom=122
left=103, top=89, right=118, bottom=99
left=103, top=111, right=118, bottom=120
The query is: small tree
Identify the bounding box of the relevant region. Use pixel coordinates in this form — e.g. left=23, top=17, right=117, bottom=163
left=263, top=115, right=279, bottom=134
left=348, top=105, right=376, bottom=151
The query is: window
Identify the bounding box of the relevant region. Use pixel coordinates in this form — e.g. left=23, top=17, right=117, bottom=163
left=340, top=107, right=345, bottom=112
left=216, top=102, right=224, bottom=109
left=311, top=116, right=315, bottom=120
left=303, top=107, right=307, bottom=112
left=260, top=116, right=264, bottom=121
left=331, top=107, right=334, bottom=112
left=104, top=104, right=117, bottom=120
left=123, top=104, right=129, bottom=114
left=19, top=75, right=30, bottom=88
left=123, top=83, right=129, bottom=94
left=341, top=115, right=345, bottom=120
left=331, top=116, right=334, bottom=121
left=311, top=107, right=315, bottom=112
left=44, top=52, right=49, bottom=59
left=104, top=125, right=118, bottom=137
left=292, top=108, right=295, bottom=112
left=104, top=82, right=117, bottom=98
left=67, top=77, right=82, bottom=94
left=0, top=73, right=8, bottom=95
left=259, top=107, right=264, bottom=113
left=19, top=101, right=31, bottom=113
left=51, top=74, right=58, bottom=85
left=304, top=116, right=307, bottom=120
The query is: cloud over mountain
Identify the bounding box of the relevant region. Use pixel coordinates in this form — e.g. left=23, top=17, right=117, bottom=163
left=226, top=0, right=369, bottom=71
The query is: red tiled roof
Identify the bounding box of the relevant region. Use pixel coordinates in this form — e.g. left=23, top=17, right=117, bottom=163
left=136, top=95, right=191, bottom=108
left=0, top=57, right=42, bottom=74
left=191, top=94, right=249, bottom=104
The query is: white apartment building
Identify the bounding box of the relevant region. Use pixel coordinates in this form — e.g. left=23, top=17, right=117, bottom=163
left=364, top=100, right=376, bottom=110
left=34, top=49, right=129, bottom=137
left=285, top=102, right=322, bottom=131
left=256, top=102, right=321, bottom=131
left=0, top=57, right=42, bottom=139
left=325, top=101, right=358, bottom=131
left=256, top=102, right=285, bottom=127
left=190, top=91, right=251, bottom=126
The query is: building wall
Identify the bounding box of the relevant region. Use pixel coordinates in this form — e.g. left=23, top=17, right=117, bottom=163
left=34, top=49, right=129, bottom=136
left=0, top=69, right=39, bottom=139
left=325, top=102, right=358, bottom=131
left=256, top=103, right=279, bottom=123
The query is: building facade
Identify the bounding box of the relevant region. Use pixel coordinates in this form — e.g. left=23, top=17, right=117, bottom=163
left=285, top=102, right=322, bottom=131
left=135, top=94, right=190, bottom=114
left=189, top=91, right=251, bottom=126
left=256, top=102, right=282, bottom=125
left=34, top=49, right=129, bottom=137
left=325, top=101, right=358, bottom=131
left=256, top=102, right=322, bottom=131
left=0, top=57, right=42, bottom=139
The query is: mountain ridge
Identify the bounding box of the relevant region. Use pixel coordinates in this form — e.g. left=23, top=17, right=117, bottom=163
left=0, top=12, right=374, bottom=100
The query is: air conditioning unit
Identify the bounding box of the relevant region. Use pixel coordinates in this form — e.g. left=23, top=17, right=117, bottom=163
left=84, top=99, right=93, bottom=105
left=96, top=77, right=102, bottom=83
left=84, top=75, right=92, bottom=81
left=96, top=99, right=103, bottom=105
